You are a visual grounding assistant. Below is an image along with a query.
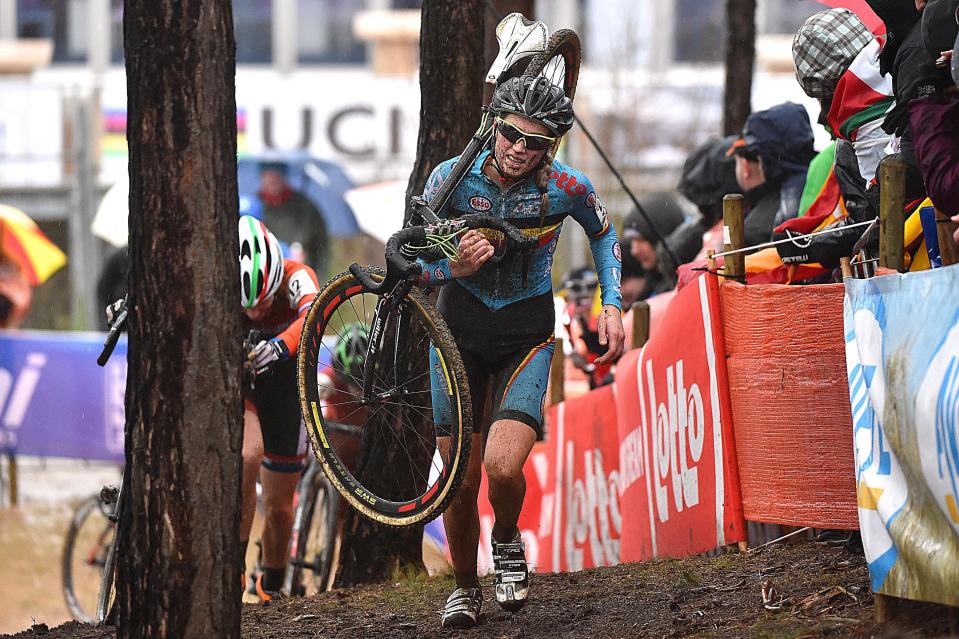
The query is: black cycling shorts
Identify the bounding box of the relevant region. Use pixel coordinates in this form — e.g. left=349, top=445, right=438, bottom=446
left=434, top=281, right=555, bottom=438
left=245, top=357, right=307, bottom=473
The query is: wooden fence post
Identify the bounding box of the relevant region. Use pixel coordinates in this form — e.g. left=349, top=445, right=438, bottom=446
left=549, top=337, right=565, bottom=405
left=936, top=208, right=959, bottom=267
left=840, top=256, right=853, bottom=279
left=631, top=301, right=650, bottom=349
left=723, top=194, right=745, bottom=280
left=879, top=158, right=905, bottom=272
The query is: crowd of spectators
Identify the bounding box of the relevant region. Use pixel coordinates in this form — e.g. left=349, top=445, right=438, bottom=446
left=569, top=0, right=959, bottom=388
left=619, top=0, right=959, bottom=303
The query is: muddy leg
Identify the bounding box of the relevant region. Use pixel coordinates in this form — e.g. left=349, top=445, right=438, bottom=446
left=484, top=419, right=536, bottom=542
left=439, top=433, right=484, bottom=588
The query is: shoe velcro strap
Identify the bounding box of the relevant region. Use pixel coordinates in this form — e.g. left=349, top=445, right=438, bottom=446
left=446, top=588, right=480, bottom=606
left=499, top=571, right=527, bottom=583
left=496, top=559, right=528, bottom=571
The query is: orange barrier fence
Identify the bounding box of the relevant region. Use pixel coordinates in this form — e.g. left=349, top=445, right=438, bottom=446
left=721, top=281, right=858, bottom=529
left=476, top=273, right=860, bottom=571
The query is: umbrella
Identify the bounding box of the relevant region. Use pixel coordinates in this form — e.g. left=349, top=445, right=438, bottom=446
left=237, top=155, right=360, bottom=237
left=92, top=174, right=129, bottom=248
left=0, top=204, right=67, bottom=285
left=816, top=0, right=885, bottom=34
left=93, top=155, right=362, bottom=248
left=343, top=180, right=406, bottom=245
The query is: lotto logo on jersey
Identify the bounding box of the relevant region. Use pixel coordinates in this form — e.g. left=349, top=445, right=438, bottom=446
left=434, top=266, right=447, bottom=281
left=585, top=191, right=597, bottom=208
left=613, top=242, right=621, bottom=262
left=470, top=196, right=492, bottom=212
left=550, top=170, right=588, bottom=196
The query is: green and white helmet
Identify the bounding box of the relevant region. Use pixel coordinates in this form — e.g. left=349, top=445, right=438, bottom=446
left=239, top=215, right=284, bottom=309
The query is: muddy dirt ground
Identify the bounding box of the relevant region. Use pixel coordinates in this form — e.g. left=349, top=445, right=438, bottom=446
left=6, top=541, right=958, bottom=639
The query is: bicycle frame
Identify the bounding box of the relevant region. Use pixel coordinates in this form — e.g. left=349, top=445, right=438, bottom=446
left=361, top=278, right=414, bottom=403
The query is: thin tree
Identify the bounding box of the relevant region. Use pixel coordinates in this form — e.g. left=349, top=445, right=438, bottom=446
left=118, top=2, right=242, bottom=636
left=723, top=0, right=756, bottom=136
left=334, top=0, right=485, bottom=588
left=403, top=0, right=487, bottom=224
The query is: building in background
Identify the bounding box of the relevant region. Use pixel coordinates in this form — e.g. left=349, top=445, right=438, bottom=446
left=0, top=0, right=827, bottom=328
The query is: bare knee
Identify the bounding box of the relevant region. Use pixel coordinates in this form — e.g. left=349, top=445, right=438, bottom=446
left=264, top=494, right=294, bottom=530
left=484, top=455, right=521, bottom=490
left=242, top=443, right=263, bottom=476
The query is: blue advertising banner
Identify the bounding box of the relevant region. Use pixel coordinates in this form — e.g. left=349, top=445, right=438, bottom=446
left=0, top=330, right=126, bottom=462
left=844, top=266, right=959, bottom=607
left=0, top=330, right=335, bottom=463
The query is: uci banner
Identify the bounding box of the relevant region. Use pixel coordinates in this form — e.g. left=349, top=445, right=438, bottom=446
left=844, top=268, right=959, bottom=606
left=615, top=275, right=746, bottom=561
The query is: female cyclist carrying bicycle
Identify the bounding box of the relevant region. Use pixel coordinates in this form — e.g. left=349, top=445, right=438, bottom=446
left=419, top=76, right=625, bottom=629
left=238, top=215, right=319, bottom=604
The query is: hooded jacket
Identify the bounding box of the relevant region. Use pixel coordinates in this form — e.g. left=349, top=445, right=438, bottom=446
left=734, top=103, right=816, bottom=232
left=677, top=136, right=742, bottom=228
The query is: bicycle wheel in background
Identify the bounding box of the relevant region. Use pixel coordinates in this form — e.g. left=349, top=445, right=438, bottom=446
left=94, top=481, right=122, bottom=625
left=297, top=267, right=472, bottom=527
left=286, top=465, right=339, bottom=596
left=528, top=29, right=581, bottom=103
left=61, top=495, right=114, bottom=624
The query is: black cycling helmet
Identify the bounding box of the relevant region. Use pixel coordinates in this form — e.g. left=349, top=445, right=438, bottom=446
left=334, top=323, right=369, bottom=383
left=490, top=75, right=574, bottom=137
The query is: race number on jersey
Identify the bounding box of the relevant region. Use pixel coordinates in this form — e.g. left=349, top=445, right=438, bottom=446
left=287, top=269, right=319, bottom=308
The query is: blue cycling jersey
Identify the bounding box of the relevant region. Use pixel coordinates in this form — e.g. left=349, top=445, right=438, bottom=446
left=417, top=150, right=622, bottom=310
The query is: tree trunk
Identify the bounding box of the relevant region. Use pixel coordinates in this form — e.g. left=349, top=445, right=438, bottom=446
left=484, top=1, right=535, bottom=72
left=403, top=0, right=486, bottom=224
left=118, top=3, right=242, bottom=637
left=334, top=0, right=485, bottom=589
left=723, top=0, right=756, bottom=136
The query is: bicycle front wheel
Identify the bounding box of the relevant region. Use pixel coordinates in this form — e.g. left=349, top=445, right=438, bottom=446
left=61, top=495, right=113, bottom=624
left=297, top=266, right=472, bottom=527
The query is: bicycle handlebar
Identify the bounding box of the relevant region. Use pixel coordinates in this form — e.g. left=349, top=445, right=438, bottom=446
left=351, top=215, right=536, bottom=295
left=97, top=303, right=128, bottom=366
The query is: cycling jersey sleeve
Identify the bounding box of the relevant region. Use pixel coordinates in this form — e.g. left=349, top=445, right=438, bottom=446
left=569, top=178, right=623, bottom=310
left=415, top=159, right=458, bottom=288
left=276, top=261, right=320, bottom=353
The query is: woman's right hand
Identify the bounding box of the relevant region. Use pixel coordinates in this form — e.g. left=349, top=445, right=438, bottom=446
left=450, top=230, right=494, bottom=278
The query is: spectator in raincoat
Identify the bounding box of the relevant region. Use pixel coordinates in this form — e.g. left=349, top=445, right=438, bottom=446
left=866, top=0, right=942, bottom=200
left=727, top=103, right=816, bottom=247
left=256, top=161, right=328, bottom=272
left=621, top=192, right=703, bottom=297
left=911, top=0, right=959, bottom=217
left=774, top=8, right=896, bottom=269
left=677, top=135, right=743, bottom=259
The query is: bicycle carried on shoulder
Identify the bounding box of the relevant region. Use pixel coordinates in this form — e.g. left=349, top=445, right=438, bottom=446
left=295, top=13, right=581, bottom=528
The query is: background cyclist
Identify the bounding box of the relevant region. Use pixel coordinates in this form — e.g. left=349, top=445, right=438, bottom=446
left=417, top=75, right=625, bottom=629
left=238, top=215, right=320, bottom=604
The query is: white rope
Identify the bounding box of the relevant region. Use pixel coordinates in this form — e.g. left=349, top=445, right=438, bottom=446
left=711, top=218, right=878, bottom=259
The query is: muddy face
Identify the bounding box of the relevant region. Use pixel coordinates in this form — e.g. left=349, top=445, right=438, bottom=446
left=492, top=114, right=549, bottom=179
